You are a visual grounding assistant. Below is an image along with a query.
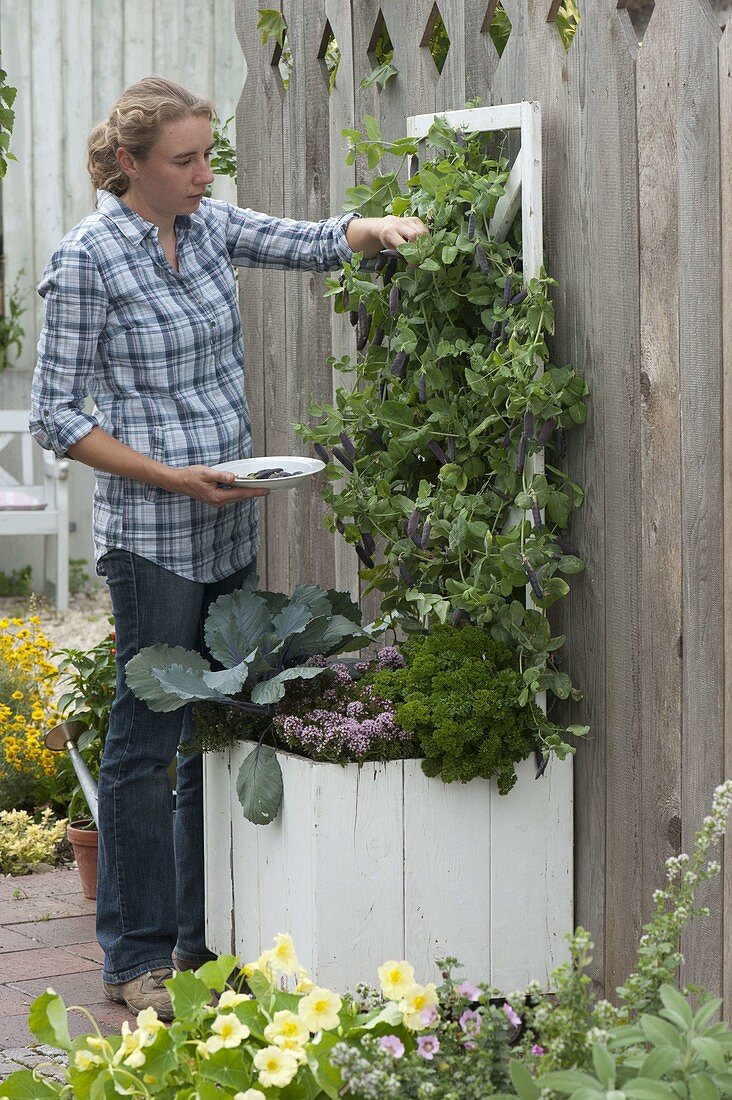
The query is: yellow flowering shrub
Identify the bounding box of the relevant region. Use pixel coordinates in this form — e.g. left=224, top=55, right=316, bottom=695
left=0, top=614, right=70, bottom=813
left=0, top=808, right=67, bottom=874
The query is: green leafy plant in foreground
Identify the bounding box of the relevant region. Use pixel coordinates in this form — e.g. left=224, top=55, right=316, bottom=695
left=0, top=52, right=17, bottom=177
left=126, top=581, right=371, bottom=823
left=297, top=113, right=589, bottom=761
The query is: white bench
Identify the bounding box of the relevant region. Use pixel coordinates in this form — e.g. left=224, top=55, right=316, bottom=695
left=0, top=410, right=70, bottom=611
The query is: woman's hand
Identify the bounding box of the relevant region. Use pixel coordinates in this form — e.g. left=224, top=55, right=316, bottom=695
left=168, top=465, right=270, bottom=507
left=345, top=214, right=429, bottom=258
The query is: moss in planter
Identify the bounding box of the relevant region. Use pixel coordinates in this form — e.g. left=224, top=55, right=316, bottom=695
left=182, top=701, right=270, bottom=756
left=367, top=624, right=536, bottom=794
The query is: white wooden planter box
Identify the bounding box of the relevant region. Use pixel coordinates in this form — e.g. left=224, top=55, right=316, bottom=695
left=204, top=745, right=572, bottom=992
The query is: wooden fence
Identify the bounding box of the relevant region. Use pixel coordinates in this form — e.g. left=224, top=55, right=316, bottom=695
left=234, top=0, right=732, bottom=1006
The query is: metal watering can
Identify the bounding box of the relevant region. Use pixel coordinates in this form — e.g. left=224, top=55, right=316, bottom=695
left=44, top=720, right=99, bottom=828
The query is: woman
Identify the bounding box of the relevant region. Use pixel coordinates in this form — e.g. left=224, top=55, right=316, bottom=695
left=30, top=77, right=427, bottom=1019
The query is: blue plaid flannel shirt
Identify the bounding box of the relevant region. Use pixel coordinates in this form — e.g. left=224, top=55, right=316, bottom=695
left=30, top=191, right=359, bottom=582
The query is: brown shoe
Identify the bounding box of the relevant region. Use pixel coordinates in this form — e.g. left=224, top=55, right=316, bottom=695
left=103, top=967, right=174, bottom=1021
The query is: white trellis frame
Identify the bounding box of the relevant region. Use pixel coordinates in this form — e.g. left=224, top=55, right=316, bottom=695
left=204, top=101, right=573, bottom=993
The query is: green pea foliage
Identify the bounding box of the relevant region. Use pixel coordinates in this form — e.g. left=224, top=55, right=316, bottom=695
left=296, top=114, right=589, bottom=759
left=368, top=623, right=536, bottom=792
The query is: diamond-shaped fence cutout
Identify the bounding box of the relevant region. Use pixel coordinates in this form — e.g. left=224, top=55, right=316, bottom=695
left=481, top=0, right=512, bottom=59
left=364, top=10, right=396, bottom=91
left=622, top=0, right=655, bottom=43
left=421, top=3, right=450, bottom=74
left=317, top=21, right=341, bottom=94
left=271, top=29, right=294, bottom=92
left=548, top=0, right=581, bottom=50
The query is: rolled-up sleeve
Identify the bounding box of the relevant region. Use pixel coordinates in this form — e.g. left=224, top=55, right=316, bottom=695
left=214, top=201, right=360, bottom=271
left=30, top=242, right=107, bottom=458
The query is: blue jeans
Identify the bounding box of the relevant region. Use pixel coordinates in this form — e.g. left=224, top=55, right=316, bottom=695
left=97, top=549, right=256, bottom=984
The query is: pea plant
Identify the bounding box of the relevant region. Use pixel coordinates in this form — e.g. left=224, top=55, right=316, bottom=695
left=296, top=115, right=589, bottom=760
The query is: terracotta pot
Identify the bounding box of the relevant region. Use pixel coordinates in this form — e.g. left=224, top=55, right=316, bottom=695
left=67, top=819, right=98, bottom=900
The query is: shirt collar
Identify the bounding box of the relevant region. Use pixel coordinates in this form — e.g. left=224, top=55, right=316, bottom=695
left=97, top=190, right=194, bottom=242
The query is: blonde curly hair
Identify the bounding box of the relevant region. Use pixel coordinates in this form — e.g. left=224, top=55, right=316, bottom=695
left=87, top=77, right=214, bottom=196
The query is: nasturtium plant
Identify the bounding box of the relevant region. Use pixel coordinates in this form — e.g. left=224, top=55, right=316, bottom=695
left=295, top=114, right=589, bottom=760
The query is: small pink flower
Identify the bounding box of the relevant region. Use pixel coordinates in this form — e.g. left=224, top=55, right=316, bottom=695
left=379, top=1035, right=405, bottom=1058
left=502, top=1002, right=522, bottom=1028
left=419, top=1003, right=438, bottom=1026
left=532, top=1044, right=546, bottom=1056
left=459, top=1008, right=482, bottom=1036
left=417, top=1035, right=440, bottom=1060
left=458, top=981, right=481, bottom=1001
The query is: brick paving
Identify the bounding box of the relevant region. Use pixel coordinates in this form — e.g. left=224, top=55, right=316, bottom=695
left=0, top=866, right=134, bottom=1083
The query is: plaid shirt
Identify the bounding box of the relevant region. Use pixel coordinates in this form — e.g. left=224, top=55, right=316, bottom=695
left=30, top=191, right=358, bottom=582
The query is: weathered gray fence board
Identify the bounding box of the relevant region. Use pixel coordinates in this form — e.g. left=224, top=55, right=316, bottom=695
left=677, top=0, right=724, bottom=999
left=720, top=17, right=732, bottom=1017
left=635, top=0, right=684, bottom=944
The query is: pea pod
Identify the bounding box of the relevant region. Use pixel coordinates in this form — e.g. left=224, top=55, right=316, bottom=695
left=362, top=531, right=376, bottom=556
left=409, top=154, right=420, bottom=177
left=342, top=286, right=350, bottom=310
left=374, top=252, right=389, bottom=272
left=530, top=495, right=542, bottom=529
left=366, top=427, right=385, bottom=449
left=389, top=283, right=400, bottom=318
left=335, top=518, right=345, bottom=535
left=407, top=508, right=421, bottom=546
left=398, top=558, right=415, bottom=587
left=332, top=446, right=354, bottom=473
left=467, top=212, right=476, bottom=240
left=503, top=274, right=513, bottom=308
left=355, top=543, right=375, bottom=569
left=523, top=557, right=545, bottom=601
left=537, top=418, right=556, bottom=445
left=418, top=374, right=427, bottom=403
left=535, top=748, right=549, bottom=779
left=524, top=410, right=535, bottom=440
left=420, top=521, right=431, bottom=550
left=349, top=309, right=359, bottom=327
left=314, top=443, right=330, bottom=464
left=475, top=244, right=489, bottom=275
left=454, top=129, right=467, bottom=147
left=372, top=327, right=385, bottom=347
left=510, top=289, right=528, bottom=307
left=339, top=432, right=356, bottom=460
left=356, top=301, right=370, bottom=351
left=391, top=351, right=408, bottom=379
left=428, top=440, right=449, bottom=466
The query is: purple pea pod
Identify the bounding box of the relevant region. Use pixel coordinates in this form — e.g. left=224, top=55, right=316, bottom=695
left=389, top=283, right=400, bottom=318
left=332, top=446, right=354, bottom=473
left=366, top=427, right=385, bottom=449
left=499, top=319, right=508, bottom=344
left=467, top=212, right=476, bottom=240
left=503, top=274, right=513, bottom=308
left=523, top=558, right=545, bottom=601
left=427, top=440, right=450, bottom=466
left=418, top=374, right=428, bottom=403
left=313, top=443, right=330, bottom=464
left=555, top=534, right=579, bottom=557
left=447, top=436, right=455, bottom=462
left=398, top=558, right=415, bottom=587
left=349, top=309, right=359, bottom=327
left=491, top=320, right=502, bottom=344
left=342, top=286, right=350, bottom=310
left=531, top=496, right=542, bottom=529
left=374, top=252, right=389, bottom=272
left=492, top=485, right=511, bottom=503
left=502, top=432, right=512, bottom=450
left=409, top=153, right=420, bottom=177
left=475, top=244, right=489, bottom=275
left=517, top=433, right=526, bottom=473
left=362, top=531, right=376, bottom=555
left=510, top=289, right=528, bottom=307
left=339, top=432, right=356, bottom=460
left=407, top=508, right=422, bottom=547
left=454, top=129, right=467, bottom=147
left=537, top=418, right=556, bottom=446
left=384, top=257, right=398, bottom=285
left=355, top=543, right=375, bottom=569
left=372, top=327, right=385, bottom=347
left=524, top=410, right=535, bottom=440
left=391, top=350, right=408, bottom=379
left=535, top=747, right=549, bottom=779
left=356, top=301, right=370, bottom=351
left=335, top=518, right=345, bottom=535
left=420, top=521, right=431, bottom=550
left=452, top=607, right=467, bottom=627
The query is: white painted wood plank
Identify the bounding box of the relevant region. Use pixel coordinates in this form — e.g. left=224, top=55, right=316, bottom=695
left=203, top=750, right=234, bottom=955
left=404, top=759, right=492, bottom=986
left=407, top=102, right=523, bottom=139
left=180, top=0, right=214, bottom=96
left=123, top=0, right=154, bottom=87
left=229, top=743, right=263, bottom=965
left=490, top=755, right=572, bottom=990
left=62, top=0, right=94, bottom=231
left=490, top=154, right=522, bottom=244
left=211, top=0, right=243, bottom=206
left=520, top=100, right=543, bottom=281
left=1, top=0, right=36, bottom=367
left=313, top=760, right=405, bottom=990
left=92, top=0, right=123, bottom=124
left=30, top=0, right=64, bottom=336
left=153, top=0, right=180, bottom=80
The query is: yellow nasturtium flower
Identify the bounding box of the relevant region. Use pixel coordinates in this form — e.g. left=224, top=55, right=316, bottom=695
left=378, top=959, right=416, bottom=1001
left=297, top=986, right=342, bottom=1033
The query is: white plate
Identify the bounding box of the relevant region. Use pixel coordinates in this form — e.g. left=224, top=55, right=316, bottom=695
left=209, top=456, right=325, bottom=491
